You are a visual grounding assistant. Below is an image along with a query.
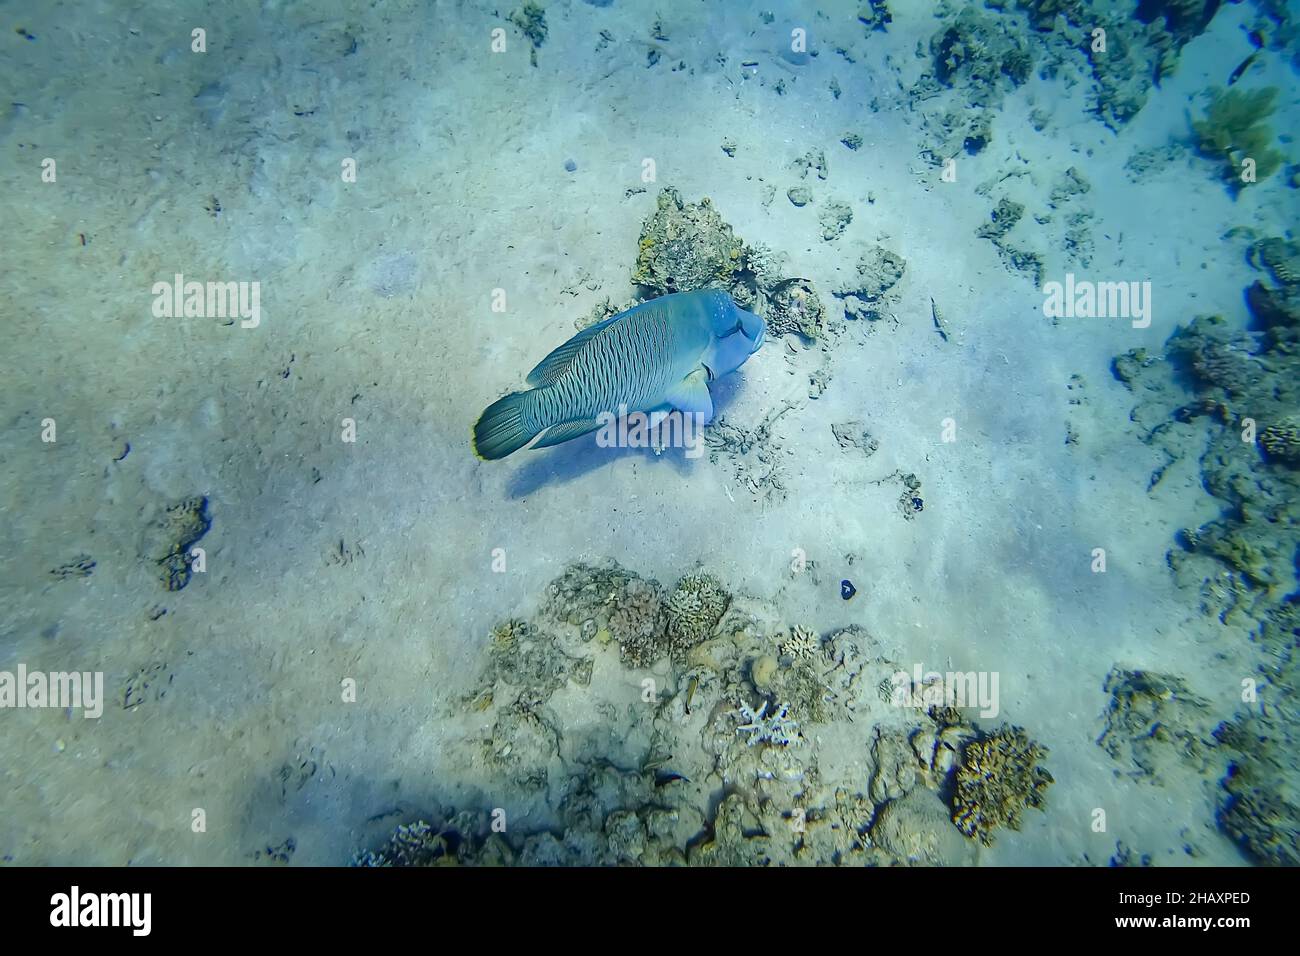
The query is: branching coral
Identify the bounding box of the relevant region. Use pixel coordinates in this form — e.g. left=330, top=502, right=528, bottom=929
left=735, top=700, right=800, bottom=747
left=354, top=813, right=515, bottom=867
left=781, top=625, right=821, bottom=662
left=354, top=820, right=451, bottom=867
left=951, top=725, right=1053, bottom=845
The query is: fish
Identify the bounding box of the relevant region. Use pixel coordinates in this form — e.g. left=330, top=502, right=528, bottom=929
left=472, top=289, right=765, bottom=460
left=1227, top=49, right=1260, bottom=86
left=1228, top=30, right=1265, bottom=86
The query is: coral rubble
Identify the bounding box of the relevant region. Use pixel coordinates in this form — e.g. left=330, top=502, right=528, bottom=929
left=142, top=495, right=211, bottom=591
left=352, top=561, right=1059, bottom=865
left=1114, top=275, right=1299, bottom=859
left=632, top=188, right=744, bottom=297
left=1097, top=668, right=1216, bottom=783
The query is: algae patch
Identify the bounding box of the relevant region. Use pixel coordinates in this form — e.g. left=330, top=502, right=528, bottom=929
left=1192, top=86, right=1286, bottom=189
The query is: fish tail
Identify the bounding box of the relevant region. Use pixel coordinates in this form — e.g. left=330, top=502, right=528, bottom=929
left=472, top=390, right=540, bottom=460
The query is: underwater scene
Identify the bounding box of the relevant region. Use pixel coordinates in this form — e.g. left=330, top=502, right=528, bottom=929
left=1, top=0, right=1297, bottom=870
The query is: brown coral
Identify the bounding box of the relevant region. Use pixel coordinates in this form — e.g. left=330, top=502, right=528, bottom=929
left=612, top=577, right=667, bottom=667
left=1167, top=316, right=1258, bottom=396
left=663, top=572, right=730, bottom=657
left=146, top=496, right=211, bottom=591
left=632, top=188, right=744, bottom=296
left=1251, top=238, right=1300, bottom=286
left=1098, top=668, right=1214, bottom=783
left=951, top=725, right=1053, bottom=845
left=766, top=279, right=827, bottom=339
left=1260, top=418, right=1300, bottom=466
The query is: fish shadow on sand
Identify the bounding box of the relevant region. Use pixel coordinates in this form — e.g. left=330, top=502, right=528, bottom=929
left=505, top=372, right=750, bottom=499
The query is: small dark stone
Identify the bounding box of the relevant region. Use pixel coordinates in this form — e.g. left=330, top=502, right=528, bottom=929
left=564, top=159, right=577, bottom=173
left=841, top=579, right=857, bottom=601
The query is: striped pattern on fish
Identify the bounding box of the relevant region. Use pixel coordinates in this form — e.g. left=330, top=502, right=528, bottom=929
left=473, top=289, right=765, bottom=460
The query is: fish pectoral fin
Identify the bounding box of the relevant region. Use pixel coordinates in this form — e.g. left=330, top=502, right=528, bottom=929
left=525, top=314, right=621, bottom=387
left=663, top=368, right=714, bottom=422
left=531, top=417, right=604, bottom=450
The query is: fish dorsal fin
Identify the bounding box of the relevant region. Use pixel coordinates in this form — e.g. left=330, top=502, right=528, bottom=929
left=526, top=313, right=622, bottom=387
left=663, top=367, right=714, bottom=422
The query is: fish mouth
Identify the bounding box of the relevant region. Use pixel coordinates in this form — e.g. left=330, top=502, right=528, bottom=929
left=734, top=308, right=766, bottom=351
left=728, top=318, right=765, bottom=351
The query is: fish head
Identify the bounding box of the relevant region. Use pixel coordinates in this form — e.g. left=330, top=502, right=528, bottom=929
left=701, top=293, right=766, bottom=379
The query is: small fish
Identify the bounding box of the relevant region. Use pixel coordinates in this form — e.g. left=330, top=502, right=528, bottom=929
left=654, top=770, right=689, bottom=787
left=473, top=289, right=765, bottom=460
left=930, top=296, right=950, bottom=342
left=1228, top=49, right=1260, bottom=86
